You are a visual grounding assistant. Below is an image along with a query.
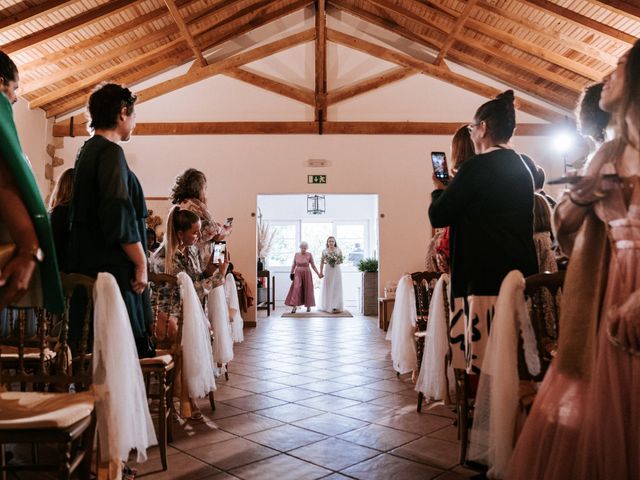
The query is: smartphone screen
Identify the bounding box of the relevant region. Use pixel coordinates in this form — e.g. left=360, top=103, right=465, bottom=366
left=431, top=151, right=449, bottom=185
left=213, top=242, right=226, bottom=263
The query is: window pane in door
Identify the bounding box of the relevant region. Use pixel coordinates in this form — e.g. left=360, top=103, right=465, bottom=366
left=268, top=224, right=296, bottom=267
left=336, top=224, right=366, bottom=267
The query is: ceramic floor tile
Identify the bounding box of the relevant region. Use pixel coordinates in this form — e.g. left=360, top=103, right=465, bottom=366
left=213, top=412, right=284, bottom=436
left=170, top=425, right=236, bottom=452
left=340, top=453, right=444, bottom=480
left=298, top=380, right=351, bottom=394
left=132, top=452, right=222, bottom=480
left=270, top=374, right=319, bottom=386
left=264, top=386, right=323, bottom=402
left=366, top=379, right=415, bottom=393
left=219, top=394, right=286, bottom=412
left=212, top=385, right=254, bottom=402
left=334, top=403, right=395, bottom=423
left=295, top=394, right=361, bottom=412
left=376, top=412, right=452, bottom=435
left=245, top=424, right=327, bottom=451
left=331, top=387, right=391, bottom=402
left=288, top=438, right=379, bottom=471
left=391, top=436, right=460, bottom=469
left=337, top=424, right=420, bottom=451
left=235, top=380, right=289, bottom=394
left=187, top=437, right=278, bottom=471
left=258, top=403, right=324, bottom=423
left=293, top=413, right=368, bottom=436
left=229, top=453, right=331, bottom=480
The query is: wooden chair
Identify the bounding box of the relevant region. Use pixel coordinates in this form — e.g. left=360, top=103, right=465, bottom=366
left=144, top=272, right=185, bottom=471
left=0, top=273, right=96, bottom=480
left=410, top=271, right=441, bottom=412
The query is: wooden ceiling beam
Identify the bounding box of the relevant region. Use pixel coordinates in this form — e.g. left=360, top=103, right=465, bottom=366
left=331, top=1, right=580, bottom=105
left=0, top=0, right=142, bottom=54
left=17, top=0, right=196, bottom=73
left=21, top=27, right=181, bottom=95
left=196, top=0, right=276, bottom=39
left=590, top=0, right=640, bottom=20
left=434, top=0, right=476, bottom=66
left=414, top=0, right=605, bottom=81
left=222, top=67, right=315, bottom=105
left=524, top=0, right=636, bottom=45
left=327, top=28, right=565, bottom=123
left=129, top=29, right=316, bottom=107
left=476, top=0, right=617, bottom=66
left=163, top=0, right=207, bottom=67
left=327, top=66, right=418, bottom=105
left=0, top=0, right=76, bottom=33
left=30, top=38, right=184, bottom=109
left=315, top=0, right=327, bottom=128
left=47, top=49, right=193, bottom=119
left=53, top=120, right=555, bottom=137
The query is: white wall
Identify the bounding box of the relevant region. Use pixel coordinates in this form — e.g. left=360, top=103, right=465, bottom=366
left=12, top=98, right=50, bottom=194
left=19, top=5, right=572, bottom=324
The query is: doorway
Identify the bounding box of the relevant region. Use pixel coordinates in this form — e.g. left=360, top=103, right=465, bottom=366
left=256, top=194, right=379, bottom=310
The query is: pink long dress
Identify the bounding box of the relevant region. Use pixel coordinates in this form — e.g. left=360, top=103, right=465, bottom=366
left=508, top=176, right=640, bottom=479
left=285, top=252, right=316, bottom=308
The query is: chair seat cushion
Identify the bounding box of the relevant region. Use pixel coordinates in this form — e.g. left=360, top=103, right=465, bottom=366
left=139, top=353, right=173, bottom=366
left=0, top=391, right=94, bottom=430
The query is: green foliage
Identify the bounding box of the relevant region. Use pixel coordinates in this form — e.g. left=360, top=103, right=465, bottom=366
left=357, top=258, right=378, bottom=272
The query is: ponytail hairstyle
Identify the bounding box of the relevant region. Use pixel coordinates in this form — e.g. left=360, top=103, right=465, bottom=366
left=163, top=206, right=200, bottom=274
left=473, top=90, right=516, bottom=145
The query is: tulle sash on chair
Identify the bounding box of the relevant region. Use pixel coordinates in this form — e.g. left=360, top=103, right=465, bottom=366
left=93, top=272, right=157, bottom=471
left=224, top=273, right=244, bottom=343
left=386, top=274, right=417, bottom=375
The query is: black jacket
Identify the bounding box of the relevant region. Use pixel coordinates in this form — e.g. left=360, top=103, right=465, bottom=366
left=429, top=148, right=538, bottom=298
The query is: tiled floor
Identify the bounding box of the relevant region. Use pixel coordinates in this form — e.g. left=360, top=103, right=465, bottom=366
left=135, top=308, right=481, bottom=480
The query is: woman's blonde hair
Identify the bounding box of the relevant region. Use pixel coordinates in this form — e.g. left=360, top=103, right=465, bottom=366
left=49, top=168, right=74, bottom=210
left=163, top=206, right=200, bottom=274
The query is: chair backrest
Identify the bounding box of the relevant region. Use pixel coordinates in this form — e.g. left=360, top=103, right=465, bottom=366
left=410, top=271, right=441, bottom=330
left=148, top=272, right=184, bottom=354
left=0, top=273, right=94, bottom=390
left=520, top=270, right=566, bottom=380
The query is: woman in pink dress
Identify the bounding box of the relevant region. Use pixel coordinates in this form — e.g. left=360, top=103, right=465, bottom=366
left=508, top=40, right=640, bottom=480
left=285, top=241, right=322, bottom=313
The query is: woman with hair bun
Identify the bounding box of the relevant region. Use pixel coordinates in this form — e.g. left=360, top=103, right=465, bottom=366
left=428, top=90, right=538, bottom=374
left=285, top=241, right=322, bottom=313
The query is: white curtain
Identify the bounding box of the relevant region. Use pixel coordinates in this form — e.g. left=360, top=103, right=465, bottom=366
left=224, top=273, right=244, bottom=343
left=207, top=285, right=234, bottom=364
left=468, top=270, right=540, bottom=478
left=178, top=272, right=216, bottom=398
left=386, top=274, right=417, bottom=375
left=415, top=274, right=454, bottom=403
left=93, top=272, right=157, bottom=464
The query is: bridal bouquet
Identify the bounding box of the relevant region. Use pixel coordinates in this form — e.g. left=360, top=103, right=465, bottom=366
left=325, top=250, right=344, bottom=267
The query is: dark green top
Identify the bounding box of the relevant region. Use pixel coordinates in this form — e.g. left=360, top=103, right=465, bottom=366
left=0, top=94, right=64, bottom=313
left=429, top=148, right=538, bottom=299
left=68, top=135, right=151, bottom=340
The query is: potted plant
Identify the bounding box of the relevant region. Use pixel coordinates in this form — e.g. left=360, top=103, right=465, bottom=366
left=358, top=258, right=378, bottom=315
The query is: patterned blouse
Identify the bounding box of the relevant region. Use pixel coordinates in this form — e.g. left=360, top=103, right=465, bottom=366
left=149, top=244, right=224, bottom=315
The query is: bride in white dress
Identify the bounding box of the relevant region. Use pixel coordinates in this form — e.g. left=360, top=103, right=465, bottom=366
left=319, top=236, right=344, bottom=313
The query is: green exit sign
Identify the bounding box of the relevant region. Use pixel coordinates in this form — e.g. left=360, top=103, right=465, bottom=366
left=308, top=175, right=327, bottom=184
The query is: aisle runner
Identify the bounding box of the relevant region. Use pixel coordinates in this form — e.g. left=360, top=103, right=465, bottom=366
left=281, top=310, right=353, bottom=318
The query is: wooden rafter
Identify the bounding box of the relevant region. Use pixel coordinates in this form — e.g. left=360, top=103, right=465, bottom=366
left=196, top=0, right=276, bottom=39
left=590, top=0, right=640, bottom=19
left=53, top=120, right=554, bottom=137
left=46, top=51, right=193, bottom=119
left=434, top=0, right=476, bottom=66
left=222, top=68, right=315, bottom=105
left=476, top=0, right=617, bottom=66
left=524, top=0, right=636, bottom=45
left=415, top=0, right=606, bottom=81
left=326, top=28, right=566, bottom=123
left=0, top=0, right=141, bottom=54
left=332, top=0, right=579, bottom=108
left=327, top=67, right=418, bottom=106
left=17, top=0, right=195, bottom=73
left=0, top=0, right=76, bottom=34
left=30, top=38, right=184, bottom=109
left=315, top=0, right=327, bottom=130
left=49, top=1, right=312, bottom=119
left=163, top=0, right=207, bottom=67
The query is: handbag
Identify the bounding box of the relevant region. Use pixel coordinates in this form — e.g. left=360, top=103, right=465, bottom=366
left=0, top=243, right=16, bottom=272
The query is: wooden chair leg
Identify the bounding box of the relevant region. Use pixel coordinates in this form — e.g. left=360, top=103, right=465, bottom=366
left=455, top=369, right=470, bottom=465
left=79, top=413, right=97, bottom=480
left=158, top=371, right=169, bottom=471
left=417, top=392, right=424, bottom=413
left=224, top=363, right=229, bottom=381
left=166, top=374, right=175, bottom=444
left=208, top=391, right=216, bottom=411
left=1, top=445, right=7, bottom=480
left=58, top=440, right=72, bottom=480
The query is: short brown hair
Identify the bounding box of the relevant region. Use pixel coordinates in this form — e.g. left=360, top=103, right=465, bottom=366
left=170, top=169, right=207, bottom=204
left=87, top=83, right=136, bottom=131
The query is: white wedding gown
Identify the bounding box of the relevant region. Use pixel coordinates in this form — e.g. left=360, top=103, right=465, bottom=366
left=320, top=248, right=344, bottom=312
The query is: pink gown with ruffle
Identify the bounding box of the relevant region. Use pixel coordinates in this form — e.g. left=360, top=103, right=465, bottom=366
left=508, top=176, right=640, bottom=479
